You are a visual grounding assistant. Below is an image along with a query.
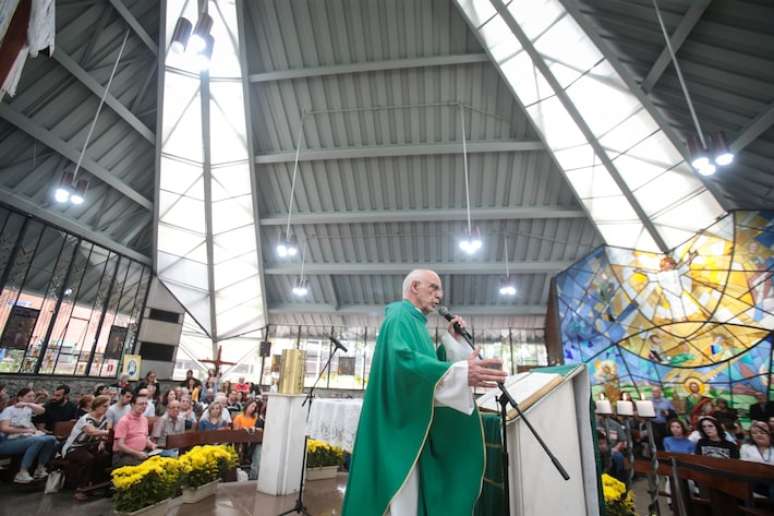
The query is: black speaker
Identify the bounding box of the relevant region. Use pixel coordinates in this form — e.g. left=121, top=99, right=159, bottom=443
left=259, top=341, right=272, bottom=357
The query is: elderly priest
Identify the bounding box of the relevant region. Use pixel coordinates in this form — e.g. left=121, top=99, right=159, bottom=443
left=342, top=269, right=508, bottom=516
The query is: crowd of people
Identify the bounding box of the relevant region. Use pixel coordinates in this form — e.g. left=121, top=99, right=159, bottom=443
left=0, top=369, right=266, bottom=501
left=597, top=387, right=774, bottom=497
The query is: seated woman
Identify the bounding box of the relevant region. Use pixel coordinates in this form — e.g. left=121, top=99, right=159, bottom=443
left=113, top=394, right=157, bottom=467
left=663, top=419, right=695, bottom=454
left=61, top=395, right=111, bottom=501
left=198, top=401, right=230, bottom=431
left=233, top=400, right=266, bottom=480
left=157, top=389, right=177, bottom=417
left=740, top=421, right=774, bottom=465
left=694, top=416, right=739, bottom=459
left=0, top=387, right=58, bottom=483
left=75, top=394, right=94, bottom=419
left=740, top=421, right=774, bottom=499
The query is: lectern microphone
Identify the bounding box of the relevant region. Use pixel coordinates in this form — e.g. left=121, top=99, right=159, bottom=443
left=328, top=336, right=348, bottom=353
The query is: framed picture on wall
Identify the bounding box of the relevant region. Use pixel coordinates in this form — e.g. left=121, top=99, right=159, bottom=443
left=0, top=305, right=39, bottom=350
left=122, top=354, right=142, bottom=381
left=105, top=326, right=128, bottom=359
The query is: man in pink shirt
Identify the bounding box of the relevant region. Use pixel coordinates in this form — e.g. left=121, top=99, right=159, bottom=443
left=113, top=394, right=156, bottom=466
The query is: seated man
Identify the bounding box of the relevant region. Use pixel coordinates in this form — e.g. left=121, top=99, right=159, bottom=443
left=34, top=384, right=78, bottom=433
left=113, top=395, right=157, bottom=466
left=179, top=394, right=197, bottom=430
left=225, top=390, right=243, bottom=417
left=151, top=400, right=185, bottom=456
left=106, top=388, right=133, bottom=428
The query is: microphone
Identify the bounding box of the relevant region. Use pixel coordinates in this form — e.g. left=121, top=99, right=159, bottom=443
left=437, top=306, right=474, bottom=344
left=328, top=336, right=348, bottom=353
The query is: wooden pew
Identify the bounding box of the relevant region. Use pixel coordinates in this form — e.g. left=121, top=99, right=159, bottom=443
left=165, top=428, right=263, bottom=452
left=635, top=452, right=774, bottom=515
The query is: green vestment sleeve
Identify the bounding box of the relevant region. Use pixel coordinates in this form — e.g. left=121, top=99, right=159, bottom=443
left=342, top=301, right=485, bottom=516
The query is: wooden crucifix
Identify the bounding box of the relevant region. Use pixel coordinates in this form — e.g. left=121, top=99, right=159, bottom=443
left=200, top=345, right=236, bottom=376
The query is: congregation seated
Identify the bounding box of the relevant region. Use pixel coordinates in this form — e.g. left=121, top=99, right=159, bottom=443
left=225, top=390, right=243, bottom=417
left=199, top=401, right=230, bottom=431
left=61, top=395, right=111, bottom=502
left=151, top=399, right=185, bottom=456
left=33, top=384, right=78, bottom=432
left=750, top=392, right=774, bottom=422
left=180, top=370, right=202, bottom=402
left=663, top=418, right=695, bottom=454
left=179, top=394, right=197, bottom=430
left=75, top=394, right=94, bottom=419
left=695, top=416, right=740, bottom=459
left=137, top=385, right=157, bottom=417
left=112, top=394, right=157, bottom=467
left=106, top=388, right=133, bottom=427
left=0, top=387, right=57, bottom=483
left=157, top=388, right=177, bottom=417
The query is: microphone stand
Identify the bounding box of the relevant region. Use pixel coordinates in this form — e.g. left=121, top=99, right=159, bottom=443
left=278, top=338, right=344, bottom=516
left=456, top=331, right=569, bottom=515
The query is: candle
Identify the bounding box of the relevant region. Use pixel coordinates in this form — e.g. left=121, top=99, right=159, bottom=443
left=596, top=399, right=613, bottom=415
left=636, top=400, right=656, bottom=417
left=617, top=394, right=634, bottom=416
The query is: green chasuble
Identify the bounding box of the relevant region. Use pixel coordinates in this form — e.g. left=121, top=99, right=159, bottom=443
left=342, top=300, right=485, bottom=516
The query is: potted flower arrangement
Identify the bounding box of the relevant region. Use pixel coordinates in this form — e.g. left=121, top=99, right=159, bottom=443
left=306, top=439, right=345, bottom=481
left=601, top=474, right=636, bottom=516
left=178, top=445, right=238, bottom=504
left=112, top=456, right=182, bottom=516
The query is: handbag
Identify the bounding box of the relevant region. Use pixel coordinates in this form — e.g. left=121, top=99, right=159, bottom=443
left=44, top=469, right=64, bottom=494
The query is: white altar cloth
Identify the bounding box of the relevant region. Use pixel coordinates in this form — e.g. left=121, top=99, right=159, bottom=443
left=306, top=398, right=362, bottom=452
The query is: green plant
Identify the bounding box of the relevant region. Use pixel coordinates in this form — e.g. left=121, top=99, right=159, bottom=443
left=306, top=439, right=345, bottom=468
left=112, top=456, right=182, bottom=513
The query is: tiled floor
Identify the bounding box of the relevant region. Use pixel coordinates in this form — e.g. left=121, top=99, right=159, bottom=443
left=0, top=475, right=347, bottom=516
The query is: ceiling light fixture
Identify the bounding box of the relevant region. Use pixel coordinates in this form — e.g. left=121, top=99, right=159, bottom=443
left=191, top=33, right=214, bottom=71
left=499, top=236, right=517, bottom=296
left=456, top=102, right=482, bottom=255
left=711, top=131, right=734, bottom=166
left=187, top=13, right=213, bottom=55
left=278, top=115, right=306, bottom=258
left=170, top=17, right=193, bottom=54
left=653, top=0, right=733, bottom=177
left=291, top=242, right=309, bottom=297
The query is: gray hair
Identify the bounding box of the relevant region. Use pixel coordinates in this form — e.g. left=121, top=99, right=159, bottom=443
left=402, top=269, right=434, bottom=297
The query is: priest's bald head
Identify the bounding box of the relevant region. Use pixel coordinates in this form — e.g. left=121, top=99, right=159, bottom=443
left=402, top=269, right=443, bottom=315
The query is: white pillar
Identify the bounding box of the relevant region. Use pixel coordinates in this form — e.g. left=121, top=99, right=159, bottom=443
left=257, top=393, right=308, bottom=495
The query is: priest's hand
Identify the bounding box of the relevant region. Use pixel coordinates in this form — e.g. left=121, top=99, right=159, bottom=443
left=467, top=345, right=508, bottom=388
left=447, top=314, right=467, bottom=338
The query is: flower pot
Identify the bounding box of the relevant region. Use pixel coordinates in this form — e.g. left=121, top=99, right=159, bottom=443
left=306, top=466, right=338, bottom=481
left=181, top=479, right=220, bottom=504
left=114, top=498, right=171, bottom=516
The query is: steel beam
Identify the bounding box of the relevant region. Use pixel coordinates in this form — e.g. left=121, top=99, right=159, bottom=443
left=641, top=0, right=712, bottom=93
left=731, top=102, right=774, bottom=153
left=0, top=187, right=151, bottom=264
left=249, top=53, right=490, bottom=82
left=265, top=261, right=571, bottom=275
left=0, top=103, right=153, bottom=210
left=52, top=49, right=155, bottom=143
left=255, top=140, right=543, bottom=164
left=107, top=0, right=158, bottom=56
left=237, top=0, right=269, bottom=326
left=267, top=303, right=547, bottom=316
left=491, top=0, right=668, bottom=253
left=259, top=206, right=586, bottom=226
